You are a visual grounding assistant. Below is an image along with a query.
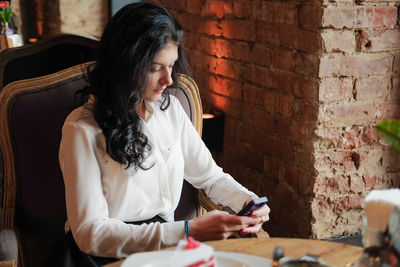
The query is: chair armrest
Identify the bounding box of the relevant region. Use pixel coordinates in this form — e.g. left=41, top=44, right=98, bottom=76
left=0, top=229, right=18, bottom=263
left=0, top=261, right=17, bottom=267
left=256, top=231, right=270, bottom=238
left=198, top=191, right=270, bottom=238
left=198, top=189, right=223, bottom=214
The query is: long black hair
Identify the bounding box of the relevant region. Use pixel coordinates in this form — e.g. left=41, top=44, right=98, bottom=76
left=82, top=2, right=190, bottom=170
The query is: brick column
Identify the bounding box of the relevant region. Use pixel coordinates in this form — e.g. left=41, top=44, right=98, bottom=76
left=145, top=0, right=400, bottom=238
left=313, top=2, right=400, bottom=238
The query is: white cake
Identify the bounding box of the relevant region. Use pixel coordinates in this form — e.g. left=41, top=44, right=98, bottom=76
left=363, top=188, right=400, bottom=247
left=169, top=237, right=216, bottom=267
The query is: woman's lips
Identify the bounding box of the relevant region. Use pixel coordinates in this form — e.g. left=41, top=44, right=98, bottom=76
left=154, top=88, right=165, bottom=94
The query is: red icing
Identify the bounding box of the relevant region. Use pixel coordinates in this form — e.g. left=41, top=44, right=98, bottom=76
left=185, top=237, right=201, bottom=249
left=187, top=256, right=215, bottom=267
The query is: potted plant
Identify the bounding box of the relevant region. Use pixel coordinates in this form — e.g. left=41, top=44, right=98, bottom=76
left=0, top=1, right=13, bottom=36
left=376, top=119, right=400, bottom=152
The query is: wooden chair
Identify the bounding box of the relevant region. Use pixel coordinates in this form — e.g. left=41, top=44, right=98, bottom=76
left=0, top=33, right=98, bottom=90
left=0, top=62, right=219, bottom=267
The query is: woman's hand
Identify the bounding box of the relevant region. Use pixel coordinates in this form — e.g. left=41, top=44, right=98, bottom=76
left=188, top=210, right=260, bottom=241
left=240, top=195, right=270, bottom=235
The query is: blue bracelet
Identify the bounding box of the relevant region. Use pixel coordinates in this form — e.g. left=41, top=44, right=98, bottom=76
left=184, top=220, right=190, bottom=237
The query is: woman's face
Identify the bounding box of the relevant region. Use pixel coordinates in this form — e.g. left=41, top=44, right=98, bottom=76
left=142, top=42, right=178, bottom=102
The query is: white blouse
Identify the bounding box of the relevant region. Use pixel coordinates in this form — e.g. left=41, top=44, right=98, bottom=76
left=59, top=96, right=255, bottom=258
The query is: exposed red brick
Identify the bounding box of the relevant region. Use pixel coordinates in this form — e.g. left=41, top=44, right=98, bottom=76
left=273, top=185, right=299, bottom=213
left=255, top=23, right=280, bottom=45
left=176, top=13, right=203, bottom=33
left=160, top=0, right=185, bottom=10
left=263, top=155, right=281, bottom=180
left=364, top=174, right=383, bottom=190
left=315, top=175, right=350, bottom=196
left=280, top=26, right=323, bottom=54
left=273, top=72, right=319, bottom=100
left=202, top=0, right=233, bottom=19
left=223, top=117, right=242, bottom=139
left=243, top=83, right=264, bottom=106
left=250, top=44, right=271, bottom=67
left=295, top=54, right=320, bottom=77
left=299, top=5, right=323, bottom=28
left=349, top=174, right=363, bottom=193
left=270, top=2, right=299, bottom=26
left=208, top=93, right=242, bottom=119
left=291, top=100, right=317, bottom=123
left=322, top=6, right=397, bottom=29
left=333, top=195, right=363, bottom=215
left=358, top=30, right=400, bottom=52
left=243, top=64, right=273, bottom=88
left=390, top=76, right=400, bottom=102
left=393, top=54, right=400, bottom=73
left=322, top=30, right=355, bottom=53
left=285, top=167, right=306, bottom=192
left=240, top=105, right=275, bottom=132
left=185, top=0, right=202, bottom=14
left=263, top=90, right=276, bottom=114
left=319, top=54, right=393, bottom=78
left=272, top=48, right=298, bottom=72
left=315, top=127, right=341, bottom=148
left=275, top=93, right=294, bottom=117
left=203, top=20, right=223, bottom=36
left=227, top=41, right=248, bottom=62
left=276, top=119, right=313, bottom=143
left=203, top=55, right=236, bottom=78
left=322, top=102, right=380, bottom=125
left=247, top=125, right=294, bottom=162
left=319, top=78, right=353, bottom=103
left=361, top=126, right=379, bottom=145
left=207, top=74, right=242, bottom=100
left=381, top=102, right=400, bottom=119
left=233, top=1, right=251, bottom=19
left=220, top=19, right=256, bottom=41
left=354, top=76, right=389, bottom=100
left=223, top=136, right=263, bottom=172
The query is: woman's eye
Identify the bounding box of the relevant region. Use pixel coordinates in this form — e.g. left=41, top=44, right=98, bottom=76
left=149, top=67, right=160, bottom=73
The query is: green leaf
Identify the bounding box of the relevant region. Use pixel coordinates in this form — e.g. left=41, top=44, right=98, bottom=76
left=376, top=119, right=400, bottom=152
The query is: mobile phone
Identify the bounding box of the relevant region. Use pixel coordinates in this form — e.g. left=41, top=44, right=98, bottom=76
left=237, top=196, right=268, bottom=216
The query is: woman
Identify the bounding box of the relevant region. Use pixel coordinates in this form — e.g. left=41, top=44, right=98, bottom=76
left=58, top=2, right=270, bottom=264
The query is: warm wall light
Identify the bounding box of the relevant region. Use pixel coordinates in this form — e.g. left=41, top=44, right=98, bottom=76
left=28, top=38, right=39, bottom=43
left=202, top=113, right=215, bottom=119
left=202, top=112, right=225, bottom=151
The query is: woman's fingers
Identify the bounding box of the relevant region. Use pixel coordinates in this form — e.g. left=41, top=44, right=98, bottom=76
left=250, top=204, right=270, bottom=219
left=241, top=224, right=262, bottom=234
left=188, top=204, right=271, bottom=242
left=189, top=210, right=260, bottom=241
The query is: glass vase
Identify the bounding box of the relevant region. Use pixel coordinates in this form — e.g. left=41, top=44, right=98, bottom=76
left=1, top=22, right=14, bottom=36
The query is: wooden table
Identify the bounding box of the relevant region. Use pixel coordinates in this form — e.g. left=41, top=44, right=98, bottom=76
left=106, top=237, right=363, bottom=267
left=202, top=238, right=362, bottom=266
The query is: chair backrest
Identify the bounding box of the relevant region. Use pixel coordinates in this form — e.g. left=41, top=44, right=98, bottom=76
left=0, top=33, right=98, bottom=90
left=170, top=75, right=203, bottom=221
left=0, top=63, right=203, bottom=267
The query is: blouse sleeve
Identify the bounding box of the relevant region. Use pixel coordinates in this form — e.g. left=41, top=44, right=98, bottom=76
left=59, top=120, right=185, bottom=258
left=175, top=100, right=257, bottom=213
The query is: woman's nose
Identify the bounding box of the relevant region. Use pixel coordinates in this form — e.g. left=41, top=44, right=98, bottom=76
left=161, top=68, right=173, bottom=86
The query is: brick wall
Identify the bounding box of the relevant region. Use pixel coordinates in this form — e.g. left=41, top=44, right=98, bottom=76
left=10, top=0, right=107, bottom=41
left=151, top=0, right=400, bottom=238
left=59, top=0, right=108, bottom=38
left=314, top=1, right=400, bottom=238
